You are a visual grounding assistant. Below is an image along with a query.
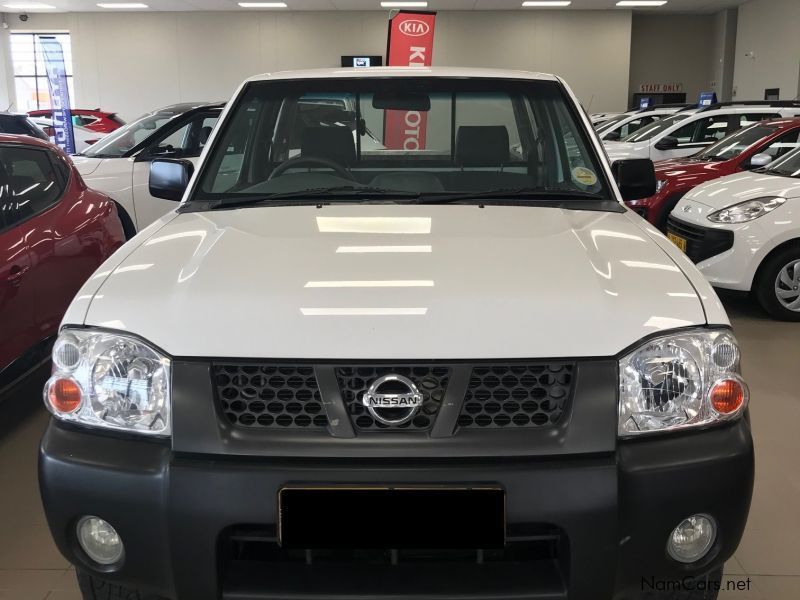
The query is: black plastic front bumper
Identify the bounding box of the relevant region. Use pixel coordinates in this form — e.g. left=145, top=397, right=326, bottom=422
left=39, top=417, right=753, bottom=600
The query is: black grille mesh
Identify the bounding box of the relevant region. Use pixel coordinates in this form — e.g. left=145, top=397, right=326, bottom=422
left=336, top=366, right=450, bottom=430
left=458, top=363, right=574, bottom=428
left=214, top=364, right=327, bottom=428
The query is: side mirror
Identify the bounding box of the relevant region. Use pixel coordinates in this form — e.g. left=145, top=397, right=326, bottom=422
left=149, top=158, right=194, bottom=201
left=612, top=158, right=657, bottom=201
left=747, top=152, right=773, bottom=169
left=604, top=130, right=621, bottom=142
left=654, top=135, right=679, bottom=151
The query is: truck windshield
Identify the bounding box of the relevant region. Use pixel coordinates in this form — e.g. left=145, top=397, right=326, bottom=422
left=83, top=109, right=186, bottom=158
left=193, top=77, right=611, bottom=204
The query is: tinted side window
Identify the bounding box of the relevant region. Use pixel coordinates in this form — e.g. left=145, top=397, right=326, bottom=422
left=147, top=113, right=219, bottom=159
left=739, top=113, right=781, bottom=128
left=0, top=146, right=64, bottom=229
left=618, top=116, right=654, bottom=139
left=694, top=115, right=731, bottom=143
left=759, top=129, right=800, bottom=161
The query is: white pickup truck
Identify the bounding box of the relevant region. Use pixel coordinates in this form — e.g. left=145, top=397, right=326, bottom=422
left=39, top=67, right=753, bottom=600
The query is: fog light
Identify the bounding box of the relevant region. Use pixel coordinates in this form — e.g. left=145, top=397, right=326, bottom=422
left=77, top=516, right=124, bottom=565
left=667, top=515, right=716, bottom=563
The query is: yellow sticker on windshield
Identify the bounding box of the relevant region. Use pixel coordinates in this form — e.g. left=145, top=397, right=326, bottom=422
left=572, top=167, right=598, bottom=187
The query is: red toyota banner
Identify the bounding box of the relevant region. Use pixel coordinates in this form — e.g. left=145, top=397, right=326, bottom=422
left=384, top=10, right=436, bottom=150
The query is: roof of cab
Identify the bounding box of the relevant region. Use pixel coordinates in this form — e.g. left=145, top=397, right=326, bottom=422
left=246, top=66, right=559, bottom=83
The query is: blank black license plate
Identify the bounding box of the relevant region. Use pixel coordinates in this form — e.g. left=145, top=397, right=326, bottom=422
left=278, top=486, right=506, bottom=549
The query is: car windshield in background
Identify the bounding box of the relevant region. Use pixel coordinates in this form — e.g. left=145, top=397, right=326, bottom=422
left=83, top=109, right=184, bottom=157
left=764, top=147, right=800, bottom=178
left=695, top=124, right=776, bottom=161
left=621, top=113, right=690, bottom=143
left=194, top=78, right=611, bottom=205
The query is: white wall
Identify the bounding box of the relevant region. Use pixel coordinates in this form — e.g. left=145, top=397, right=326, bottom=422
left=628, top=14, right=717, bottom=108
left=733, top=0, right=800, bottom=101
left=1, top=9, right=632, bottom=120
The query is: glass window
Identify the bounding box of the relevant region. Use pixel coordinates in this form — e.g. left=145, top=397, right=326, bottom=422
left=0, top=146, right=64, bottom=229
left=765, top=147, right=800, bottom=178
left=621, top=113, right=693, bottom=143
left=739, top=113, right=781, bottom=128
left=145, top=113, right=219, bottom=159
left=10, top=33, right=74, bottom=112
left=759, top=129, right=800, bottom=161
left=73, top=115, right=98, bottom=127
left=84, top=108, right=189, bottom=158
left=695, top=124, right=776, bottom=161
left=196, top=77, right=611, bottom=202
left=694, top=115, right=732, bottom=143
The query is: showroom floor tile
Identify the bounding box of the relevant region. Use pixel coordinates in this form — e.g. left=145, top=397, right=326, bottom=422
left=0, top=295, right=798, bottom=599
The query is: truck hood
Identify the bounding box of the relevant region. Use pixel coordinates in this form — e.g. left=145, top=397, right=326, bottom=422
left=82, top=204, right=707, bottom=359
left=683, top=171, right=800, bottom=211
left=603, top=140, right=652, bottom=163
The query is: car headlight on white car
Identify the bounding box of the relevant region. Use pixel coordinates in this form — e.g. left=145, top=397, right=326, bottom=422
left=619, top=328, right=747, bottom=437
left=707, top=196, right=785, bottom=224
left=44, top=329, right=171, bottom=436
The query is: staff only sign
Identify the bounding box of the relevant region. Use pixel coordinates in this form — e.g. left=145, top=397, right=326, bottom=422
left=384, top=10, right=436, bottom=150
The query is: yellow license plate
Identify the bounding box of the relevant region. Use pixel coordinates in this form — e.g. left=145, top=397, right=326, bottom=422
left=667, top=232, right=687, bottom=252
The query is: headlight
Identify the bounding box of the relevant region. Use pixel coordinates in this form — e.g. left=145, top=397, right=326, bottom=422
left=707, top=196, right=785, bottom=224
left=619, top=328, right=747, bottom=437
left=655, top=179, right=667, bottom=193
left=44, top=329, right=171, bottom=436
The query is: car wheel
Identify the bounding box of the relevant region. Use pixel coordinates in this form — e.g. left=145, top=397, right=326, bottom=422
left=76, top=568, right=166, bottom=600
left=638, top=567, right=722, bottom=600
left=755, top=246, right=800, bottom=321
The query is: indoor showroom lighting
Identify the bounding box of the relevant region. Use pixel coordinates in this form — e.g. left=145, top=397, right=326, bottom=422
left=381, top=2, right=428, bottom=7
left=522, top=1, right=572, bottom=6
left=616, top=1, right=668, bottom=6
left=96, top=2, right=149, bottom=7
left=237, top=2, right=287, bottom=6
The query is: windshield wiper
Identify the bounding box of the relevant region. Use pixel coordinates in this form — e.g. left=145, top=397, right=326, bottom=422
left=206, top=186, right=421, bottom=209
left=412, top=187, right=607, bottom=205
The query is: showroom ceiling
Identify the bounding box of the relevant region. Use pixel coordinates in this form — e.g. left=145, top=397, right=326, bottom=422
left=1, top=0, right=747, bottom=13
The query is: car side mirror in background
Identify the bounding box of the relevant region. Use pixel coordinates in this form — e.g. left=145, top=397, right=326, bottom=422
left=149, top=159, right=194, bottom=201
left=747, top=153, right=773, bottom=169
left=612, top=159, right=657, bottom=201
left=604, top=130, right=621, bottom=142
left=654, top=135, right=679, bottom=151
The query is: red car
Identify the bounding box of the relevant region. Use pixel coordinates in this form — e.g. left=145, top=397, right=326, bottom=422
left=28, top=109, right=125, bottom=134
left=627, top=117, right=800, bottom=228
left=0, top=134, right=125, bottom=392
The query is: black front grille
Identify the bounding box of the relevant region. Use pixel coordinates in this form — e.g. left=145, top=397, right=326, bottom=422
left=214, top=364, right=327, bottom=429
left=667, top=216, right=734, bottom=263
left=336, top=365, right=450, bottom=431
left=458, top=363, right=574, bottom=429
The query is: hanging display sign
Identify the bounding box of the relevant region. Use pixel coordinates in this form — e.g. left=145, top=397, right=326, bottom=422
left=39, top=37, right=76, bottom=155
left=638, top=82, right=684, bottom=94
left=384, top=11, right=437, bottom=150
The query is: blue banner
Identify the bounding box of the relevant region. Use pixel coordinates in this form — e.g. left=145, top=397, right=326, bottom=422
left=39, top=37, right=75, bottom=154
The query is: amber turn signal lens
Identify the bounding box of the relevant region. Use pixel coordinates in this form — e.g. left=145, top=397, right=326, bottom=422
left=709, top=379, right=746, bottom=414
left=48, top=378, right=82, bottom=414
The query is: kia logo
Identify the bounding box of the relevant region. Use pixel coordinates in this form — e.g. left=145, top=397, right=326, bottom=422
left=399, top=19, right=430, bottom=37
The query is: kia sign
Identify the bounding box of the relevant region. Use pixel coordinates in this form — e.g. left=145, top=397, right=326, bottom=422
left=384, top=10, right=436, bottom=151
left=39, top=37, right=76, bottom=155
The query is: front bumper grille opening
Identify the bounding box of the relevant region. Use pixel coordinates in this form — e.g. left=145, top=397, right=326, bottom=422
left=458, top=363, right=574, bottom=429
left=336, top=365, right=450, bottom=431
left=214, top=364, right=328, bottom=429
left=666, top=217, right=734, bottom=263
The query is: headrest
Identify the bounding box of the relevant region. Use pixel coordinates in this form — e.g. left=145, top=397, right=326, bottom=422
left=301, top=126, right=356, bottom=167
left=455, top=126, right=510, bottom=167
left=199, top=126, right=213, bottom=146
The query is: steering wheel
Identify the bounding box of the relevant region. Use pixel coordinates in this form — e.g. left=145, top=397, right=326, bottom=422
left=268, top=155, right=355, bottom=181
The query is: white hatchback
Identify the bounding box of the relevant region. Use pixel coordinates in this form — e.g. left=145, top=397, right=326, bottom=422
left=604, top=103, right=800, bottom=164
left=667, top=147, right=800, bottom=320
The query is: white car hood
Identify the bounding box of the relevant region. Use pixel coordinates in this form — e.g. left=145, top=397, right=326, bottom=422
left=603, top=140, right=651, bottom=162
left=71, top=155, right=106, bottom=176
left=683, top=171, right=800, bottom=210
left=80, top=204, right=706, bottom=359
